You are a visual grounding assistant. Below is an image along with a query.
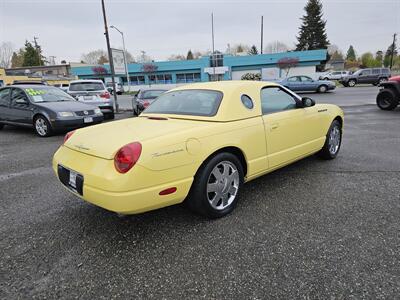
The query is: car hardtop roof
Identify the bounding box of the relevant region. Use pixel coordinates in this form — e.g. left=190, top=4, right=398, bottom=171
left=70, top=79, right=104, bottom=84
left=169, top=80, right=279, bottom=93
left=140, top=88, right=169, bottom=92
left=8, top=84, right=56, bottom=89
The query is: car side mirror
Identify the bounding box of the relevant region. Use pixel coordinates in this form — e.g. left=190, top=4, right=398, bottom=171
left=301, top=97, right=315, bottom=107
left=15, top=98, right=28, bottom=104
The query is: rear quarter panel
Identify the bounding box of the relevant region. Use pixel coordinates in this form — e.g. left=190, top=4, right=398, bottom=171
left=139, top=117, right=267, bottom=181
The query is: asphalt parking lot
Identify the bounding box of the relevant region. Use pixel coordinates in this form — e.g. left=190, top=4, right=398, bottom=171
left=1, top=87, right=400, bottom=299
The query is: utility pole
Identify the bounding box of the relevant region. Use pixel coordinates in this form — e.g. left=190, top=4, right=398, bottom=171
left=389, top=33, right=397, bottom=70
left=101, top=0, right=119, bottom=112
left=211, top=13, right=215, bottom=81
left=33, top=36, right=42, bottom=66
left=49, top=56, right=56, bottom=65
left=260, top=16, right=264, bottom=54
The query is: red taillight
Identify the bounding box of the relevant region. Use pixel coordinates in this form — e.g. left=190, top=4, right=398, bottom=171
left=143, top=100, right=150, bottom=108
left=63, top=130, right=75, bottom=144
left=114, top=142, right=142, bottom=174
left=100, top=91, right=110, bottom=99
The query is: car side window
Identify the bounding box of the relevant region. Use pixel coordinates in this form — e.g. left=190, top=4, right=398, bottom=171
left=287, top=76, right=299, bottom=82
left=372, top=69, right=380, bottom=74
left=0, top=88, right=11, bottom=107
left=11, top=88, right=29, bottom=106
left=300, top=76, right=313, bottom=82
left=261, top=87, right=298, bottom=114
left=360, top=70, right=371, bottom=76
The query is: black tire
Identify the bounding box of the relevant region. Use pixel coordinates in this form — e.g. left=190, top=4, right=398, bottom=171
left=33, top=115, right=53, bottom=137
left=376, top=89, right=399, bottom=111
left=186, top=152, right=244, bottom=218
left=317, top=120, right=342, bottom=160
left=108, top=112, right=115, bottom=119
left=317, top=85, right=328, bottom=93
left=323, top=77, right=329, bottom=80
left=342, top=82, right=349, bottom=87
left=348, top=79, right=356, bottom=87
left=0, top=123, right=4, bottom=130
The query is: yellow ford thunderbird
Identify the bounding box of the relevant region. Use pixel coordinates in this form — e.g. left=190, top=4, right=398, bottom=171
left=53, top=81, right=343, bottom=218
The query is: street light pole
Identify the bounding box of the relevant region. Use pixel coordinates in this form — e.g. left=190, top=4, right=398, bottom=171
left=260, top=16, right=264, bottom=54
left=110, top=25, right=131, bottom=92
left=101, top=0, right=119, bottom=112
left=211, top=13, right=215, bottom=81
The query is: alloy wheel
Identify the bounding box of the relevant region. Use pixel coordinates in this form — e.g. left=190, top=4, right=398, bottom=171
left=35, top=118, right=48, bottom=136
left=328, top=125, right=341, bottom=155
left=207, top=161, right=239, bottom=210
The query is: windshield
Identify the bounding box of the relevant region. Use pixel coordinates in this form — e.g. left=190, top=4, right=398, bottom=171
left=24, top=87, right=76, bottom=103
left=144, top=89, right=223, bottom=116
left=141, top=90, right=167, bottom=99
left=69, top=82, right=104, bottom=91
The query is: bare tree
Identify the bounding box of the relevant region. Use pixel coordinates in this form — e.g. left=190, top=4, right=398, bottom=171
left=92, top=66, right=108, bottom=75
left=277, top=57, right=299, bottom=77
left=81, top=49, right=108, bottom=64
left=141, top=63, right=158, bottom=87
left=125, top=51, right=135, bottom=63
left=136, top=51, right=153, bottom=63
left=264, top=41, right=289, bottom=54
left=0, top=42, right=14, bottom=68
left=167, top=54, right=186, bottom=61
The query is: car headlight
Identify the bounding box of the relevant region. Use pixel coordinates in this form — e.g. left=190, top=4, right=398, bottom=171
left=94, top=108, right=102, bottom=114
left=58, top=112, right=74, bottom=117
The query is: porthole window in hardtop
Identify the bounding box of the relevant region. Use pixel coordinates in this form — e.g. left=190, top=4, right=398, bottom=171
left=241, top=94, right=254, bottom=109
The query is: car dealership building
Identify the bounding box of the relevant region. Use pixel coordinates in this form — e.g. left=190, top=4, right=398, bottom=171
left=71, top=49, right=327, bottom=90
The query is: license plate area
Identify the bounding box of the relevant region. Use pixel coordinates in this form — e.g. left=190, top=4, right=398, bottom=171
left=84, top=117, right=93, bottom=123
left=58, top=165, right=84, bottom=195
left=83, top=96, right=93, bottom=100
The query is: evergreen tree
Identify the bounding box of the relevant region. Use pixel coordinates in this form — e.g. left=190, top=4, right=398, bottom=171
left=383, top=39, right=397, bottom=67
left=186, top=49, right=194, bottom=60
left=248, top=45, right=259, bottom=55
left=295, top=0, right=329, bottom=51
left=22, top=40, right=45, bottom=66
left=346, top=45, right=356, bottom=61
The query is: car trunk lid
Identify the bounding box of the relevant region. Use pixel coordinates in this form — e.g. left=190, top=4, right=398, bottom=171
left=64, top=116, right=209, bottom=159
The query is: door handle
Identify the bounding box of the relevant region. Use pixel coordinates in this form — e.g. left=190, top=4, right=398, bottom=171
left=271, top=123, right=279, bottom=130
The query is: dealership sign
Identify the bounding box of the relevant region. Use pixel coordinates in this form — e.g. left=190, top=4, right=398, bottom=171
left=111, top=49, right=126, bottom=75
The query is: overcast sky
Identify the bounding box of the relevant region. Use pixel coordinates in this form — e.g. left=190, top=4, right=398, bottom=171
left=1, top=0, right=399, bottom=63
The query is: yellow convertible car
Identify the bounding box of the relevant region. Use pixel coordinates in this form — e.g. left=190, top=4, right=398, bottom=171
left=53, top=81, right=343, bottom=218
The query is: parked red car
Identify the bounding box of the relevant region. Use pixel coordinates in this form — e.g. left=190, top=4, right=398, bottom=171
left=376, top=75, right=400, bottom=110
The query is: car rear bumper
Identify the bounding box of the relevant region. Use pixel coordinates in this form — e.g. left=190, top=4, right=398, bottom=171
left=51, top=116, right=103, bottom=130
left=98, top=105, right=114, bottom=114
left=52, top=146, right=193, bottom=214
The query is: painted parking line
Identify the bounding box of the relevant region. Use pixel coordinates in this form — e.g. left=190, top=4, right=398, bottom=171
left=0, top=167, right=53, bottom=182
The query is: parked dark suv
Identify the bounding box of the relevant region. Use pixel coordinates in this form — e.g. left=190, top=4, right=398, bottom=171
left=339, top=68, right=391, bottom=87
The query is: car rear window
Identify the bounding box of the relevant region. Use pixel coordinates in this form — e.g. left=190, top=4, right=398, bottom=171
left=144, top=89, right=223, bottom=116
left=69, top=82, right=104, bottom=91
left=141, top=90, right=166, bottom=99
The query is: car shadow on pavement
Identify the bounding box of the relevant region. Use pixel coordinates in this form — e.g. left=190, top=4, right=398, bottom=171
left=59, top=154, right=321, bottom=240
